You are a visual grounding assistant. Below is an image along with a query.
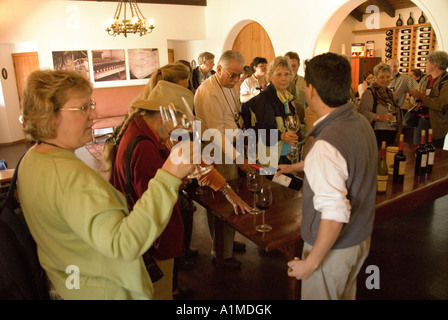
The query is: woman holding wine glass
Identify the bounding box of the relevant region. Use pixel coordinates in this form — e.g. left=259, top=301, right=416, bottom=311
left=104, top=64, right=250, bottom=299
left=241, top=56, right=300, bottom=166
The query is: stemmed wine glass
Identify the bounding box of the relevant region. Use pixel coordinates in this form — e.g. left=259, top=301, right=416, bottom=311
left=160, top=102, right=212, bottom=179
left=255, top=184, right=273, bottom=232
left=284, top=113, right=305, bottom=162
left=286, top=145, right=299, bottom=164
left=284, top=113, right=299, bottom=135
left=246, top=171, right=263, bottom=215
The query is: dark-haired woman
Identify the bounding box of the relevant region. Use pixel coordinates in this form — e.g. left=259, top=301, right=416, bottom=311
left=240, top=57, right=268, bottom=103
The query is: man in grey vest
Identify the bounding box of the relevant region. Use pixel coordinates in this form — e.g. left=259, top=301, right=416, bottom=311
left=277, top=52, right=377, bottom=300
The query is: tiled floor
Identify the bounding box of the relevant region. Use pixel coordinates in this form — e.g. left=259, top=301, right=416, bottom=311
left=1, top=139, right=447, bottom=300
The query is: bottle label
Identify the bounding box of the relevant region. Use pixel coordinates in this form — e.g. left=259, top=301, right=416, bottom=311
left=421, top=154, right=428, bottom=167
left=272, top=174, right=292, bottom=187
left=428, top=152, right=435, bottom=165
left=399, top=161, right=406, bottom=175
left=377, top=175, right=388, bottom=192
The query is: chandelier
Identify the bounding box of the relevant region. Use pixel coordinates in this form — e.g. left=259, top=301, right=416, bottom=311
left=106, top=0, right=155, bottom=37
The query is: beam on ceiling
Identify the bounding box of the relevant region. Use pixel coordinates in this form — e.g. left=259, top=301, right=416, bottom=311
left=374, top=0, right=395, bottom=17
left=71, top=0, right=207, bottom=6
left=350, top=8, right=364, bottom=22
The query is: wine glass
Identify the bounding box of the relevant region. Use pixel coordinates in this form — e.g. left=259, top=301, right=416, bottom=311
left=286, top=145, right=299, bottom=164
left=255, top=184, right=273, bottom=232
left=246, top=171, right=263, bottom=215
left=160, top=103, right=212, bottom=179
left=284, top=113, right=299, bottom=134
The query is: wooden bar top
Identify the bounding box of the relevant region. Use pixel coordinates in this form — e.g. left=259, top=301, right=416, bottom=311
left=0, top=169, right=14, bottom=184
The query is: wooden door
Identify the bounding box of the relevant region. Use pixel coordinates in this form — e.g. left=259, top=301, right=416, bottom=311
left=232, top=22, right=275, bottom=67
left=168, top=49, right=175, bottom=64
left=351, top=57, right=381, bottom=94
left=12, top=52, right=40, bottom=110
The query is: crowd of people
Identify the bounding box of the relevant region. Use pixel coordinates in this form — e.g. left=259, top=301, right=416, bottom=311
left=16, top=46, right=448, bottom=300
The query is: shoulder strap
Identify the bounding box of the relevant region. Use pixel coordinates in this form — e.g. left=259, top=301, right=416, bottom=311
left=124, top=136, right=151, bottom=204
left=1, top=151, right=27, bottom=210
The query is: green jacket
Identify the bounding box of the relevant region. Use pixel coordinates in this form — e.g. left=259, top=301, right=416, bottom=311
left=419, top=71, right=448, bottom=140
left=18, top=149, right=181, bottom=300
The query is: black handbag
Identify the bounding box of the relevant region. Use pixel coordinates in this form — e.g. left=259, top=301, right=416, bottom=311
left=125, top=136, right=163, bottom=283
left=403, top=105, right=420, bottom=128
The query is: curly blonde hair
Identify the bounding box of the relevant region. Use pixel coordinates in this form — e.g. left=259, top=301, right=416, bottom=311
left=21, top=69, right=92, bottom=142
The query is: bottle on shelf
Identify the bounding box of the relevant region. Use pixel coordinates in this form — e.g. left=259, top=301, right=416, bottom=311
left=414, top=130, right=428, bottom=177
left=416, top=62, right=426, bottom=68
left=393, top=134, right=407, bottom=184
left=400, top=62, right=409, bottom=67
left=419, top=32, right=431, bottom=38
left=401, top=46, right=410, bottom=51
left=386, top=30, right=393, bottom=36
left=251, top=164, right=303, bottom=191
left=377, top=141, right=388, bottom=194
left=418, top=12, right=426, bottom=24
left=385, top=47, right=392, bottom=53
left=399, top=68, right=409, bottom=73
left=401, top=40, right=411, bottom=45
left=396, top=14, right=403, bottom=27
left=400, top=57, right=410, bottom=62
left=417, top=51, right=429, bottom=56
left=385, top=53, right=392, bottom=59
left=417, top=57, right=428, bottom=62
left=418, top=45, right=430, bottom=50
left=407, top=12, right=414, bottom=25
left=386, top=42, right=393, bottom=48
left=401, top=35, right=411, bottom=40
left=400, top=28, right=410, bottom=34
left=420, top=27, right=431, bottom=32
left=385, top=35, right=393, bottom=41
left=420, top=39, right=430, bottom=44
left=425, top=129, right=436, bottom=174
left=402, top=52, right=410, bottom=56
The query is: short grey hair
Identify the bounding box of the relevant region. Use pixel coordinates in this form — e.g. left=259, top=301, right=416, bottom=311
left=373, top=62, right=392, bottom=77
left=217, top=50, right=245, bottom=69
left=197, top=52, right=215, bottom=65
left=427, top=51, right=448, bottom=70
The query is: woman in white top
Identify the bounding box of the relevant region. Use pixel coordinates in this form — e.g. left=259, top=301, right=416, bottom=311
left=240, top=57, right=268, bottom=103
left=357, top=71, right=375, bottom=98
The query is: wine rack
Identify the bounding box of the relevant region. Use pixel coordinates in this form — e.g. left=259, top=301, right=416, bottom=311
left=385, top=23, right=437, bottom=73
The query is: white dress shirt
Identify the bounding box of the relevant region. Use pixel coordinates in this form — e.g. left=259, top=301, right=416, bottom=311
left=304, top=114, right=351, bottom=223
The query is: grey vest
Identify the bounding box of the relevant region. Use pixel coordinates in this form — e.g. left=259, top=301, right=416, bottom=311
left=301, top=102, right=378, bottom=249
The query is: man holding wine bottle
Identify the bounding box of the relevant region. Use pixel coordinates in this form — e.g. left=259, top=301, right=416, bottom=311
left=410, top=50, right=448, bottom=149
left=279, top=52, right=377, bottom=300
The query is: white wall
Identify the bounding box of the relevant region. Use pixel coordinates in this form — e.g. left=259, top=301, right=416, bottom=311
left=1, top=0, right=448, bottom=144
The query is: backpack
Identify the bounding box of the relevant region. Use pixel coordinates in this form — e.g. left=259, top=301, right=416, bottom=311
left=0, top=153, right=50, bottom=300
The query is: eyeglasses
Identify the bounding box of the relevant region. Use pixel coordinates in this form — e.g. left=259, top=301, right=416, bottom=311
left=60, top=99, right=96, bottom=114
left=223, top=68, right=242, bottom=79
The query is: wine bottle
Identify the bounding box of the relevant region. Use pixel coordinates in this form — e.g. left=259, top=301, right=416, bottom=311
left=400, top=28, right=410, bottom=34
left=393, top=134, right=407, bottom=184
left=401, top=35, right=411, bottom=40
left=420, top=27, right=431, bottom=32
left=425, top=129, right=435, bottom=174
left=400, top=57, right=410, bottom=62
left=418, top=12, right=426, bottom=24
left=407, top=12, right=414, bottom=25
left=251, top=164, right=303, bottom=191
left=399, top=68, right=409, bottom=73
left=417, top=57, right=427, bottom=62
left=385, top=53, right=392, bottom=59
left=418, top=45, right=430, bottom=50
left=401, top=40, right=411, bottom=45
left=420, top=32, right=431, bottom=38
left=385, top=36, right=393, bottom=41
left=414, top=130, right=428, bottom=177
left=417, top=51, right=429, bottom=56
left=401, top=46, right=410, bottom=51
left=402, top=52, right=410, bottom=56
left=386, top=42, right=393, bottom=48
left=416, top=62, right=426, bottom=68
left=377, top=141, right=388, bottom=193
left=385, top=47, right=392, bottom=53
left=396, top=14, right=403, bottom=27
left=386, top=30, right=393, bottom=36
left=420, top=39, right=430, bottom=44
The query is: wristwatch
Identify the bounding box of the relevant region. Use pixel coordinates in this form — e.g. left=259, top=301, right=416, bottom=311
left=220, top=183, right=232, bottom=195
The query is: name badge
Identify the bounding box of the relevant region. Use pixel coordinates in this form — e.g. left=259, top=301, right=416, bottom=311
left=426, top=88, right=431, bottom=96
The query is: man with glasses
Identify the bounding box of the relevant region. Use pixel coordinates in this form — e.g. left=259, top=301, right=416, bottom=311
left=192, top=52, right=216, bottom=90
left=194, top=50, right=252, bottom=269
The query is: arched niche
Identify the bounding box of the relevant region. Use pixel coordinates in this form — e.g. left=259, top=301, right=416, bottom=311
left=314, top=0, right=445, bottom=56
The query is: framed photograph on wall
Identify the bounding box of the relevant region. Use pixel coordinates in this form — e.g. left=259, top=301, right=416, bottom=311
left=52, top=50, right=90, bottom=80
left=128, top=48, right=159, bottom=80
left=92, top=49, right=126, bottom=82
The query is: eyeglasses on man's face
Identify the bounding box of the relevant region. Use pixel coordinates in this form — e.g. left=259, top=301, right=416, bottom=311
left=60, top=99, right=96, bottom=114
left=223, top=68, right=242, bottom=79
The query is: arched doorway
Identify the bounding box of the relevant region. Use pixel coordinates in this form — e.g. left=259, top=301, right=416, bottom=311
left=231, top=21, right=275, bottom=66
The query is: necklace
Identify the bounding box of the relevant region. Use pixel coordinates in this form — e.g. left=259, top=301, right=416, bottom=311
left=214, top=75, right=242, bottom=126
left=37, top=140, right=65, bottom=149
